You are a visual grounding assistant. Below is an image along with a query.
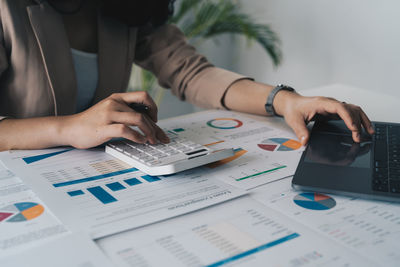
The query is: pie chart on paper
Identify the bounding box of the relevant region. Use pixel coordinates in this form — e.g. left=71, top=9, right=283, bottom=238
left=207, top=118, right=243, bottom=129
left=293, top=193, right=336, bottom=210
left=0, top=202, right=44, bottom=223
left=258, top=138, right=302, bottom=152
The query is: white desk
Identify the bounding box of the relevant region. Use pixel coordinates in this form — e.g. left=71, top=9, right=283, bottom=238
left=300, top=83, right=400, bottom=122
left=2, top=84, right=400, bottom=267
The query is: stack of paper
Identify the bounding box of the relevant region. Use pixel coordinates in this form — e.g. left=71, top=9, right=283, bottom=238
left=0, top=110, right=398, bottom=267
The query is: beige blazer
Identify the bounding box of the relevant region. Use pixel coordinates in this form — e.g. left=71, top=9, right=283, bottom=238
left=0, top=0, right=247, bottom=120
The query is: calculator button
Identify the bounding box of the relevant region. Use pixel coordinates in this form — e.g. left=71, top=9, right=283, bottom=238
left=389, top=180, right=400, bottom=193
left=147, top=160, right=162, bottom=166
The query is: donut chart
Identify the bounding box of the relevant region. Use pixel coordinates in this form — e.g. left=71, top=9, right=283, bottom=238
left=293, top=193, right=336, bottom=210
left=258, top=138, right=301, bottom=152
left=207, top=118, right=243, bottom=129
left=0, top=202, right=44, bottom=223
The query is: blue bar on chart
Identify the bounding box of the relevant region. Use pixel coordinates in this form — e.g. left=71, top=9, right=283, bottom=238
left=106, top=182, right=126, bottom=191
left=52, top=167, right=138, bottom=188
left=87, top=186, right=117, bottom=204
left=141, top=175, right=161, bottom=183
left=67, top=190, right=84, bottom=197
left=173, top=128, right=185, bottom=132
left=205, top=233, right=300, bottom=267
left=23, top=149, right=73, bottom=164
left=124, top=178, right=142, bottom=186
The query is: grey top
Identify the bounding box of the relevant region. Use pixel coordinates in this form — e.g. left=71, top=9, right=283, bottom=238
left=71, top=48, right=99, bottom=112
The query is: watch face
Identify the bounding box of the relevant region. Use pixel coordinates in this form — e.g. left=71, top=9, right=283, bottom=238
left=280, top=85, right=295, bottom=91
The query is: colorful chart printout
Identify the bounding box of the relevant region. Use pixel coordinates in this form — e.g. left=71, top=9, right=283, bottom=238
left=293, top=193, right=336, bottom=210
left=0, top=202, right=44, bottom=222
left=258, top=138, right=302, bottom=152
left=208, top=148, right=247, bottom=168
left=207, top=118, right=243, bottom=129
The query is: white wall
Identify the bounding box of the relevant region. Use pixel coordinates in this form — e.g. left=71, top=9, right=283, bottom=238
left=160, top=0, right=400, bottom=118
left=233, top=0, right=400, bottom=97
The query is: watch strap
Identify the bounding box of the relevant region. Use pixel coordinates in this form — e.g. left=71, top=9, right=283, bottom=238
left=265, top=84, right=295, bottom=116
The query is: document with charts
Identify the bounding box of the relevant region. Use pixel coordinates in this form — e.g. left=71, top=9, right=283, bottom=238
left=0, top=161, right=69, bottom=257
left=98, top=197, right=373, bottom=267
left=1, top=148, right=245, bottom=239
left=158, top=110, right=304, bottom=190
left=251, top=177, right=400, bottom=266
left=2, top=232, right=112, bottom=267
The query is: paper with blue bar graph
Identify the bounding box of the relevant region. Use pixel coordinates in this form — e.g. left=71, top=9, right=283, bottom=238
left=158, top=110, right=305, bottom=190
left=1, top=148, right=246, bottom=239
left=98, top=197, right=372, bottom=267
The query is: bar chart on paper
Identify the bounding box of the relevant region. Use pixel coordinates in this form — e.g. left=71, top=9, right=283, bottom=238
left=21, top=149, right=74, bottom=164
left=3, top=148, right=245, bottom=238
left=16, top=149, right=165, bottom=205
left=47, top=158, right=163, bottom=205
left=65, top=172, right=162, bottom=205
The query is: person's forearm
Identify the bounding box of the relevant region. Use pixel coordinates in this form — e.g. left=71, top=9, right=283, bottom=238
left=223, top=79, right=300, bottom=116
left=0, top=116, right=71, bottom=151
left=223, top=79, right=374, bottom=145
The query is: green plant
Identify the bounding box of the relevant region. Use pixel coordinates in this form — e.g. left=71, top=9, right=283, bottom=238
left=130, top=0, right=282, bottom=104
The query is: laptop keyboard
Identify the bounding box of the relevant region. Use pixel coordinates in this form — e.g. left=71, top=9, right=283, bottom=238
left=372, top=124, right=400, bottom=193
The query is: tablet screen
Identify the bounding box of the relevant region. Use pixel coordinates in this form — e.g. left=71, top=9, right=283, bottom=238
left=304, top=132, right=372, bottom=168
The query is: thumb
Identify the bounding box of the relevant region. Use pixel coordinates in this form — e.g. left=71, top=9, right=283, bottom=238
left=285, top=115, right=310, bottom=146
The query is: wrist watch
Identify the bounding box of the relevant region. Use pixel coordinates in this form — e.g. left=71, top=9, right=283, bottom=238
left=265, top=84, right=295, bottom=116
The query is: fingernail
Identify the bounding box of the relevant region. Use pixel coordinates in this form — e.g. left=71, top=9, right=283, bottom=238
left=300, top=136, right=306, bottom=145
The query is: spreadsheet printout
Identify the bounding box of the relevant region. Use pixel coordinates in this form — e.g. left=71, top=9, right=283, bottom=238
left=98, top=197, right=373, bottom=267
left=252, top=177, right=400, bottom=266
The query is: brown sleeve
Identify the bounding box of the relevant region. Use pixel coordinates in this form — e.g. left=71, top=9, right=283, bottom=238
left=134, top=24, right=252, bottom=109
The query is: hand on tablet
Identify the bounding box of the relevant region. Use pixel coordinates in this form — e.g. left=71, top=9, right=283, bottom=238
left=274, top=91, right=375, bottom=145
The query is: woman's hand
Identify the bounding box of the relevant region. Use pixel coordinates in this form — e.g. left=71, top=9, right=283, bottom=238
left=61, top=91, right=169, bottom=149
left=273, top=91, right=375, bottom=145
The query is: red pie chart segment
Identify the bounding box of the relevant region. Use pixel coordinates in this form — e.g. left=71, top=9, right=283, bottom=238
left=0, top=212, right=13, bottom=222
left=257, top=144, right=278, bottom=152
left=293, top=193, right=336, bottom=210
left=0, top=202, right=44, bottom=223
left=258, top=138, right=301, bottom=152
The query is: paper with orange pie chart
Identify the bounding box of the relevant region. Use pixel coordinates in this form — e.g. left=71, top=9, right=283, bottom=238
left=0, top=161, right=69, bottom=256
left=158, top=110, right=305, bottom=190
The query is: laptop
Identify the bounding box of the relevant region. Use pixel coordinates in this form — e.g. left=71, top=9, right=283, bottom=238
left=292, top=120, right=400, bottom=202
